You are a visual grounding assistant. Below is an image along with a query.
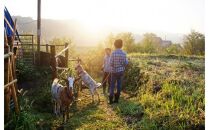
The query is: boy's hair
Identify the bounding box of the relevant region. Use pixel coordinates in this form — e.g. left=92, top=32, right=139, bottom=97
left=105, top=48, right=111, bottom=52
left=114, top=39, right=123, bottom=49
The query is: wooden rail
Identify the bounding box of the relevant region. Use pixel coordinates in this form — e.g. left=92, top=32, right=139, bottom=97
left=51, top=43, right=70, bottom=79
left=4, top=79, right=17, bottom=89
left=55, top=44, right=70, bottom=58
left=4, top=47, right=19, bottom=121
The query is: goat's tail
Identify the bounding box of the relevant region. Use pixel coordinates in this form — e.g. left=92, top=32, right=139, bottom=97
left=96, top=83, right=102, bottom=88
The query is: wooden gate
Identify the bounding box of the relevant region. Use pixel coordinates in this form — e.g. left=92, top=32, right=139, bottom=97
left=16, top=34, right=35, bottom=65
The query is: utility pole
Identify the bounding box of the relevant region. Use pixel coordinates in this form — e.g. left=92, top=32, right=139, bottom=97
left=37, top=0, right=41, bottom=65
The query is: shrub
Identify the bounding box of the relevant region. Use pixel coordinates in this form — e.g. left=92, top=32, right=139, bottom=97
left=122, top=60, right=149, bottom=94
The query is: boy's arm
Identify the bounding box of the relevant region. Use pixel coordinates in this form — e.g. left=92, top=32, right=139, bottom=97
left=124, top=53, right=128, bottom=66
left=125, top=57, right=129, bottom=65
left=101, top=57, right=105, bottom=71
left=110, top=54, right=114, bottom=67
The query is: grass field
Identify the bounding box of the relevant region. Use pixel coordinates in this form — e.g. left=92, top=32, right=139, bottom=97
left=125, top=54, right=205, bottom=129
left=6, top=53, right=204, bottom=130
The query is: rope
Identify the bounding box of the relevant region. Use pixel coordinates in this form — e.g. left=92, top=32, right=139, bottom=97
left=100, top=72, right=111, bottom=86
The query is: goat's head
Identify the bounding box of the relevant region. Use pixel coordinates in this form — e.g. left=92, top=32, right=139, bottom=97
left=63, top=76, right=75, bottom=90
left=75, top=64, right=84, bottom=75
left=68, top=77, right=75, bottom=88
left=63, top=77, right=74, bottom=98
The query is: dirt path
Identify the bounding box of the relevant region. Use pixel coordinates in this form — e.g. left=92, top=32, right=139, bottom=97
left=48, top=88, right=130, bottom=130
left=18, top=78, right=141, bottom=130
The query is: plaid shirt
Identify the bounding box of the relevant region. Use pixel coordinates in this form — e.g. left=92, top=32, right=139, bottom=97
left=110, top=49, right=128, bottom=73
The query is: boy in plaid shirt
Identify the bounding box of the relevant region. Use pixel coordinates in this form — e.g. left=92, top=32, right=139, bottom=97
left=109, top=39, right=128, bottom=104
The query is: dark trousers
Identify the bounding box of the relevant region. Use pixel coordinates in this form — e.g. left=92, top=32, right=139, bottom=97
left=110, top=71, right=124, bottom=97
left=102, top=72, right=111, bottom=93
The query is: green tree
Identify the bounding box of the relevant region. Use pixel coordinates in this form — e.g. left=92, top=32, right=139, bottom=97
left=104, top=32, right=136, bottom=53
left=183, top=30, right=205, bottom=55
left=49, top=37, right=75, bottom=55
left=166, top=44, right=183, bottom=54
left=141, top=33, right=161, bottom=53
left=116, top=32, right=136, bottom=53
left=104, top=33, right=115, bottom=49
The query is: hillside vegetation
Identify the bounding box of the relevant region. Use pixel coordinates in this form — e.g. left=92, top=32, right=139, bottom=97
left=122, top=54, right=205, bottom=129
left=6, top=52, right=204, bottom=130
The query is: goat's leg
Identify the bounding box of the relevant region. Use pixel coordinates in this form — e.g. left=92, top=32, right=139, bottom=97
left=63, top=108, right=67, bottom=123
left=57, top=101, right=61, bottom=116
left=92, top=95, right=95, bottom=103
left=63, top=110, right=65, bottom=123
left=95, top=90, right=100, bottom=102
left=54, top=101, right=57, bottom=115
left=67, top=105, right=69, bottom=120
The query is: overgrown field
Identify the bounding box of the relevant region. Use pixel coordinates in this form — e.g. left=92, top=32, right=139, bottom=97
left=6, top=53, right=204, bottom=130
left=122, top=53, right=205, bottom=130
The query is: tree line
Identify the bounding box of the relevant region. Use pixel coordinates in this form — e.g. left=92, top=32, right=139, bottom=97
left=104, top=30, right=205, bottom=55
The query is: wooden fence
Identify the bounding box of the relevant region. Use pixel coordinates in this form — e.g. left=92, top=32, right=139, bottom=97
left=4, top=46, right=19, bottom=122
left=51, top=43, right=70, bottom=79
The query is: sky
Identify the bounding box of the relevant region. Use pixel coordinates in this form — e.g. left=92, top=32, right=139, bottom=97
left=5, top=0, right=204, bottom=34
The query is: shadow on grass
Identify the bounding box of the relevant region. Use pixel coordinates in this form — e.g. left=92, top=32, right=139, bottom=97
left=60, top=102, right=100, bottom=130
left=34, top=101, right=100, bottom=130
left=109, top=96, right=144, bottom=129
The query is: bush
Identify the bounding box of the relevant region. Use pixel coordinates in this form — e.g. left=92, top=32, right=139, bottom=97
left=16, top=60, right=51, bottom=82
left=122, top=60, right=149, bottom=94
left=5, top=91, right=37, bottom=130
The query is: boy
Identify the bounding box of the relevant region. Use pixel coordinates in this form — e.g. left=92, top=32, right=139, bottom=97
left=109, top=39, right=128, bottom=104
left=102, top=48, right=111, bottom=95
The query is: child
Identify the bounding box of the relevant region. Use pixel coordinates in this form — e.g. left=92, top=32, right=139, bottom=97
left=102, top=48, right=111, bottom=95
left=109, top=39, right=128, bottom=104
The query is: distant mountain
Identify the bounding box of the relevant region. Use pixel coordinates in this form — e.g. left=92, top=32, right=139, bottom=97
left=13, top=16, right=184, bottom=46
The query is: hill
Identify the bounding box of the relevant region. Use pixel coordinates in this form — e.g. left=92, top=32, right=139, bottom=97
left=13, top=16, right=184, bottom=46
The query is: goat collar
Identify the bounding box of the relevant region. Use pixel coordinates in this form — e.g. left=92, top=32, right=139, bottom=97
left=57, top=86, right=61, bottom=93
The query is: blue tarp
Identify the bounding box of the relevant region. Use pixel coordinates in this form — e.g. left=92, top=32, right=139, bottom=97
left=4, top=7, right=20, bottom=40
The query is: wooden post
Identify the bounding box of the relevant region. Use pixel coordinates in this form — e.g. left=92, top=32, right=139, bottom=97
left=9, top=55, right=19, bottom=114
left=5, top=49, right=10, bottom=121
left=5, top=46, right=10, bottom=121
left=46, top=44, right=49, bottom=53
left=32, top=35, right=35, bottom=64
left=65, top=43, right=69, bottom=67
left=5, top=88, right=10, bottom=121
left=51, top=45, right=57, bottom=79
left=37, top=0, right=41, bottom=65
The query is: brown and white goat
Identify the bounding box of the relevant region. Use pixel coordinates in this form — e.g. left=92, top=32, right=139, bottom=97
left=51, top=77, right=74, bottom=123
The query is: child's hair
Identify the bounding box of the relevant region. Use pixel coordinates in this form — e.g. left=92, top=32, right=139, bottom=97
left=105, top=48, right=111, bottom=52
left=114, top=39, right=123, bottom=48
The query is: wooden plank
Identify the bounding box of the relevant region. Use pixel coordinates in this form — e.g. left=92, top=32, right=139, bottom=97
left=56, top=67, right=68, bottom=70
left=4, top=52, right=13, bottom=59
left=5, top=52, right=11, bottom=121
left=65, top=43, right=69, bottom=67
left=55, top=45, right=70, bottom=58
left=8, top=55, right=19, bottom=114
left=46, top=44, right=49, bottom=53
left=51, top=45, right=57, bottom=79
left=4, top=79, right=17, bottom=89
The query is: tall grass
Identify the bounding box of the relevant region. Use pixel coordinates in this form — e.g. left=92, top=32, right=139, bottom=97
left=124, top=53, right=205, bottom=130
